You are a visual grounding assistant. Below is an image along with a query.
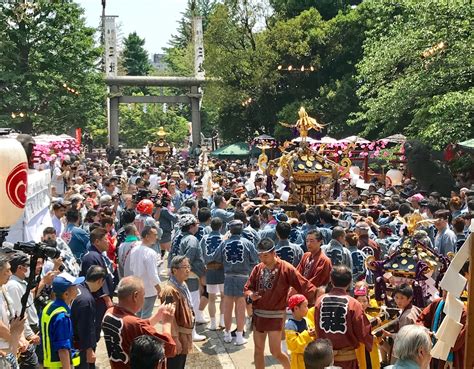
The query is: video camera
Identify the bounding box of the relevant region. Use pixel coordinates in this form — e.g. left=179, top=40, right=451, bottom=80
left=13, top=240, right=60, bottom=259
left=11, top=240, right=60, bottom=319
left=132, top=189, right=154, bottom=203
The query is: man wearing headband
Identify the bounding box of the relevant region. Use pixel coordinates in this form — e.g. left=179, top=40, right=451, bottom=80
left=244, top=238, right=316, bottom=369
left=208, top=219, right=258, bottom=346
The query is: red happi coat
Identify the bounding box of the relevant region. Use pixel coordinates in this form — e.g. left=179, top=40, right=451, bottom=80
left=314, top=288, right=373, bottom=369
left=296, top=250, right=332, bottom=288
left=244, top=257, right=316, bottom=331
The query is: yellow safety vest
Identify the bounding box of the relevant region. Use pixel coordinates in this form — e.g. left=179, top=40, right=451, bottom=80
left=41, top=301, right=80, bottom=368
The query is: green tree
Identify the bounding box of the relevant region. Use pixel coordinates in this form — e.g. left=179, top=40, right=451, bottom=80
left=163, top=0, right=218, bottom=137
left=121, top=32, right=152, bottom=76
left=119, top=104, right=189, bottom=148
left=0, top=0, right=105, bottom=134
left=350, top=0, right=474, bottom=149
left=168, top=0, right=217, bottom=49
left=269, top=0, right=362, bottom=20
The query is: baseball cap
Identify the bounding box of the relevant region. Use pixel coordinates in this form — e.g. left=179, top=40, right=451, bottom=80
left=288, top=294, right=307, bottom=310
left=52, top=272, right=85, bottom=294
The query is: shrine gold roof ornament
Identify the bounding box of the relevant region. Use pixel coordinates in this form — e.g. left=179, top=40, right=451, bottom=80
left=270, top=106, right=352, bottom=204
left=157, top=126, right=167, bottom=138
left=279, top=107, right=325, bottom=144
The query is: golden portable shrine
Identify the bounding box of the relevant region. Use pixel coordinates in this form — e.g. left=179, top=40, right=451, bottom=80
left=150, top=127, right=171, bottom=164
left=268, top=107, right=351, bottom=205
left=366, top=213, right=449, bottom=307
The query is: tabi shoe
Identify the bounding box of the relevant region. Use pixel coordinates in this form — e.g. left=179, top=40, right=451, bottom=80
left=223, top=331, right=233, bottom=343
left=234, top=332, right=247, bottom=346
left=195, top=312, right=210, bottom=325
left=208, top=319, right=219, bottom=331
left=192, top=332, right=207, bottom=342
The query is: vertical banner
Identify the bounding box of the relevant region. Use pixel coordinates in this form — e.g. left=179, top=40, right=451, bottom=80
left=75, top=128, right=82, bottom=146
left=193, top=16, right=205, bottom=78
left=104, top=16, right=118, bottom=77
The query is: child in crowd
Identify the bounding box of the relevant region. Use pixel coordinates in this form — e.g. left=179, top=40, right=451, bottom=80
left=285, top=294, right=315, bottom=369
left=353, top=281, right=380, bottom=369
left=380, top=283, right=421, bottom=364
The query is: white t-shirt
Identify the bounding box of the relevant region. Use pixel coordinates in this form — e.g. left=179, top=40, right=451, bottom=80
left=51, top=166, right=65, bottom=195
left=129, top=244, right=161, bottom=298
left=0, top=288, right=13, bottom=349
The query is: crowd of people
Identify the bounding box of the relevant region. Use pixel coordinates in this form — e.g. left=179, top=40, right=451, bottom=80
left=0, top=147, right=472, bottom=369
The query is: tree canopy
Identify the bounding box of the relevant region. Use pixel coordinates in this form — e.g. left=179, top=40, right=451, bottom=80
left=0, top=0, right=105, bottom=134
left=349, top=0, right=473, bottom=149
left=122, top=32, right=152, bottom=76
left=175, top=0, right=473, bottom=148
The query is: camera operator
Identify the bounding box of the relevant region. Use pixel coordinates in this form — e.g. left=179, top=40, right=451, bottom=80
left=0, top=254, right=27, bottom=369
left=41, top=227, right=81, bottom=278
left=5, top=253, right=56, bottom=369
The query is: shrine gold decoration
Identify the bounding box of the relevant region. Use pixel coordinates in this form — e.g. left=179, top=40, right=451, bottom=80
left=279, top=107, right=325, bottom=143
left=339, top=158, right=351, bottom=176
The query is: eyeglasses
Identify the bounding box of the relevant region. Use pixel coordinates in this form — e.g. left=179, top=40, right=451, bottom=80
left=178, top=265, right=191, bottom=270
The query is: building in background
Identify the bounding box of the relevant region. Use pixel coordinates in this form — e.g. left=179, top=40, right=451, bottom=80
left=151, top=53, right=167, bottom=72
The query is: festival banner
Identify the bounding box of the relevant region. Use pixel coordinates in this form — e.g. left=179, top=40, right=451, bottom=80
left=104, top=16, right=118, bottom=77
left=24, top=169, right=51, bottom=223
left=193, top=16, right=205, bottom=78
left=75, top=128, right=82, bottom=146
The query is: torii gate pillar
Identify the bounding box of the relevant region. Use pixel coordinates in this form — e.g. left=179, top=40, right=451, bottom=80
left=190, top=85, right=201, bottom=149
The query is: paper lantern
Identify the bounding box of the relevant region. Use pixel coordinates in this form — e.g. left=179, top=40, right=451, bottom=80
left=0, top=139, right=28, bottom=227
left=386, top=169, right=403, bottom=186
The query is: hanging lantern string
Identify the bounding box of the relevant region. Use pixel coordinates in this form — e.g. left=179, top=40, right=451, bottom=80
left=277, top=65, right=316, bottom=72
left=62, top=82, right=80, bottom=96
left=11, top=112, right=38, bottom=118
left=241, top=97, right=253, bottom=107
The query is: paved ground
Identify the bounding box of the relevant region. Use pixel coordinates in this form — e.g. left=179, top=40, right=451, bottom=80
left=96, top=286, right=284, bottom=368
left=96, top=304, right=283, bottom=369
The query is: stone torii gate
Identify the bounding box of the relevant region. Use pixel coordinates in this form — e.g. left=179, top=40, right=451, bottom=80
left=105, top=76, right=206, bottom=150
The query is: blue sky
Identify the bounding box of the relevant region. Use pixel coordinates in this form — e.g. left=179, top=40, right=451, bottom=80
left=75, top=0, right=188, bottom=55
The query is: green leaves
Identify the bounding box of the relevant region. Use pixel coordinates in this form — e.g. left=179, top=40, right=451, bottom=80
left=119, top=104, right=189, bottom=148
left=0, top=0, right=105, bottom=134
left=122, top=32, right=152, bottom=76
left=350, top=0, right=474, bottom=148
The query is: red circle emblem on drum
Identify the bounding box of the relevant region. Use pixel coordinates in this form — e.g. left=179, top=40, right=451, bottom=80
left=6, top=162, right=28, bottom=208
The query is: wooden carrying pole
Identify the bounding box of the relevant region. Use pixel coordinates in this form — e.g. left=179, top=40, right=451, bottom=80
left=465, top=233, right=474, bottom=368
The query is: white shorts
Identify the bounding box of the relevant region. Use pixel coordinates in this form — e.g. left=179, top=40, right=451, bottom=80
left=207, top=283, right=224, bottom=295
